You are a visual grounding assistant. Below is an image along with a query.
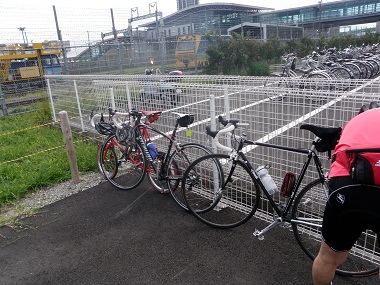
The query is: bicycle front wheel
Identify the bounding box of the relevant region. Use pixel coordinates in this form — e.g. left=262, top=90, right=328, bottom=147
left=97, top=140, right=117, bottom=179
left=99, top=135, right=147, bottom=190
left=182, top=154, right=260, bottom=229
left=167, top=143, right=213, bottom=211
left=292, top=179, right=379, bottom=277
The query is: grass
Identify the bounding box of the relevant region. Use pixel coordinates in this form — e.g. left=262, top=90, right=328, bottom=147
left=0, top=101, right=98, bottom=206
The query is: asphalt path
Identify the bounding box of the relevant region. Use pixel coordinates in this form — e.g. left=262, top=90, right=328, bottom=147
left=0, top=179, right=378, bottom=285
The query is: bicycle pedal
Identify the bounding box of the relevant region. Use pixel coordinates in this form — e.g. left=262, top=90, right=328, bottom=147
left=253, top=229, right=265, bottom=241
left=161, top=189, right=170, bottom=194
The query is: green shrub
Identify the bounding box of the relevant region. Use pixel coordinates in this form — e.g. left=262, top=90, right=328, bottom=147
left=246, top=62, right=270, bottom=76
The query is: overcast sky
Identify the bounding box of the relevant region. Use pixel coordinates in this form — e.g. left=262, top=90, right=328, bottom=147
left=22, top=0, right=331, bottom=13
left=1, top=0, right=336, bottom=44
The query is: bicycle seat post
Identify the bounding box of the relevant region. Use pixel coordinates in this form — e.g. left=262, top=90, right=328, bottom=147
left=172, top=119, right=180, bottom=138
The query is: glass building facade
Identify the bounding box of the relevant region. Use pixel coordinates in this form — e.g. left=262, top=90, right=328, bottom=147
left=143, top=0, right=380, bottom=40
left=143, top=4, right=271, bottom=39
left=245, top=0, right=380, bottom=27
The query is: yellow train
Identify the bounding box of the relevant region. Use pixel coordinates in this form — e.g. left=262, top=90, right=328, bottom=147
left=0, top=41, right=61, bottom=94
left=175, top=34, right=230, bottom=69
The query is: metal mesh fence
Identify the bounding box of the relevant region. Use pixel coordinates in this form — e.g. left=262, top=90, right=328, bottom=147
left=47, top=74, right=380, bottom=264
left=46, top=74, right=380, bottom=190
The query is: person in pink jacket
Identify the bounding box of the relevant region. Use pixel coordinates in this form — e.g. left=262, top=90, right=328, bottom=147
left=312, top=106, right=380, bottom=284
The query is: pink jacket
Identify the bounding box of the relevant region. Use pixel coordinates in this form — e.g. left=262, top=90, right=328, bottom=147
left=328, top=108, right=380, bottom=178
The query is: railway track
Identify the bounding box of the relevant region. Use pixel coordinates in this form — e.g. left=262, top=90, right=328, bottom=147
left=4, top=97, right=48, bottom=109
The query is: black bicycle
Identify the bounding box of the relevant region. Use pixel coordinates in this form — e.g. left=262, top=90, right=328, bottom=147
left=181, top=115, right=379, bottom=277
left=92, top=108, right=212, bottom=210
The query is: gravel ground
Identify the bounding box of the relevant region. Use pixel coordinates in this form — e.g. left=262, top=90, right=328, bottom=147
left=0, top=171, right=103, bottom=226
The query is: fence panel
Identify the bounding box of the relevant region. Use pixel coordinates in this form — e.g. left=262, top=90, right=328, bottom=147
left=46, top=74, right=380, bottom=264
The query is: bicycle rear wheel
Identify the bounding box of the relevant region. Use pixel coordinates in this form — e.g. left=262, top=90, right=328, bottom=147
left=167, top=143, right=213, bottom=211
left=292, top=179, right=379, bottom=277
left=182, top=154, right=260, bottom=229
left=99, top=135, right=147, bottom=190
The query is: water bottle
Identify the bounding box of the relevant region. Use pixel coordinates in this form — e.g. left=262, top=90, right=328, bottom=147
left=256, top=165, right=278, bottom=195
left=146, top=140, right=158, bottom=159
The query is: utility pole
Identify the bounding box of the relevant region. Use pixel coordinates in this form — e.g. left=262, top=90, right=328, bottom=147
left=53, top=5, right=69, bottom=74
left=18, top=27, right=26, bottom=44
left=110, top=8, right=124, bottom=75
left=150, top=2, right=166, bottom=73
left=87, top=31, right=92, bottom=59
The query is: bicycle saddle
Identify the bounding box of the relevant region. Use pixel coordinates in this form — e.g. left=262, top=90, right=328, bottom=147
left=141, top=110, right=162, bottom=116
left=300, top=124, right=342, bottom=140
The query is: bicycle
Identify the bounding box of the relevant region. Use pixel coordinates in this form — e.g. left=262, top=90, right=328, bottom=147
left=181, top=115, right=379, bottom=277
left=91, top=108, right=212, bottom=210
left=265, top=54, right=336, bottom=101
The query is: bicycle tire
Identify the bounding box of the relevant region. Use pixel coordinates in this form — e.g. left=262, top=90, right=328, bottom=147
left=352, top=61, right=368, bottom=79
left=182, top=154, right=260, bottom=229
left=100, top=135, right=147, bottom=190
left=342, top=63, right=362, bottom=79
left=167, top=143, right=213, bottom=211
left=367, top=59, right=379, bottom=77
left=328, top=67, right=352, bottom=91
left=146, top=151, right=170, bottom=194
left=292, top=179, right=379, bottom=277
left=264, top=75, right=291, bottom=101
left=97, top=140, right=117, bottom=179
left=304, top=72, right=332, bottom=101
left=329, top=67, right=353, bottom=80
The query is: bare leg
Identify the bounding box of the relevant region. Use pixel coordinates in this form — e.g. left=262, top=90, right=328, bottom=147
left=312, top=241, right=349, bottom=285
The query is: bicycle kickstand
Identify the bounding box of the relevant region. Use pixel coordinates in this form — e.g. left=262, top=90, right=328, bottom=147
left=253, top=217, right=283, bottom=240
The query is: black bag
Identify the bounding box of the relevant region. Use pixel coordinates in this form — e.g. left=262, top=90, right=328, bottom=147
left=314, top=132, right=341, bottom=158
left=349, top=151, right=380, bottom=185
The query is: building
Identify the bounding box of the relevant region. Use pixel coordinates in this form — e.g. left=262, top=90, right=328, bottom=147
left=177, top=0, right=199, bottom=11
left=141, top=3, right=273, bottom=42
left=141, top=0, right=380, bottom=41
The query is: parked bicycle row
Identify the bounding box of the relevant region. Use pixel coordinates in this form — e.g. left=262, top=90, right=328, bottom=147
left=90, top=108, right=379, bottom=280
left=271, top=44, right=380, bottom=90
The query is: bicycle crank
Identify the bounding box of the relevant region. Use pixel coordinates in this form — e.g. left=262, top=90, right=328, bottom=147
left=253, top=217, right=283, bottom=240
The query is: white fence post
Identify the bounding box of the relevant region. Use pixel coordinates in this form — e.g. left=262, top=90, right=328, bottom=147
left=47, top=79, right=57, bottom=122
left=109, top=87, right=116, bottom=110
left=73, top=80, right=85, bottom=132
left=126, top=82, right=133, bottom=111
left=209, top=94, right=217, bottom=153
left=223, top=86, right=232, bottom=149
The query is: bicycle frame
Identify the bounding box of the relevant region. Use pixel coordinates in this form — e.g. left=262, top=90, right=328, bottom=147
left=223, top=137, right=328, bottom=235
left=132, top=116, right=186, bottom=183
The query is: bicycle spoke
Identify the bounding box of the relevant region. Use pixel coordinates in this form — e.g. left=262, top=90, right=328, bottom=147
left=292, top=180, right=379, bottom=277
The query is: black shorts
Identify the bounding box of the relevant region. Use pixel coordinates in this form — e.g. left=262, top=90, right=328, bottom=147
left=322, top=176, right=380, bottom=252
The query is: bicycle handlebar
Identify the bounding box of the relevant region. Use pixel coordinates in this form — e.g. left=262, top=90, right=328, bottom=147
left=206, top=116, right=249, bottom=152
left=90, top=109, right=138, bottom=129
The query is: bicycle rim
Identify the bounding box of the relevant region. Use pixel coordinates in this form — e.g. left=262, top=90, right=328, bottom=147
left=306, top=72, right=331, bottom=94
left=292, top=179, right=379, bottom=277
left=97, top=141, right=116, bottom=179
left=100, top=136, right=146, bottom=190
left=182, top=154, right=259, bottom=229
left=167, top=143, right=213, bottom=211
